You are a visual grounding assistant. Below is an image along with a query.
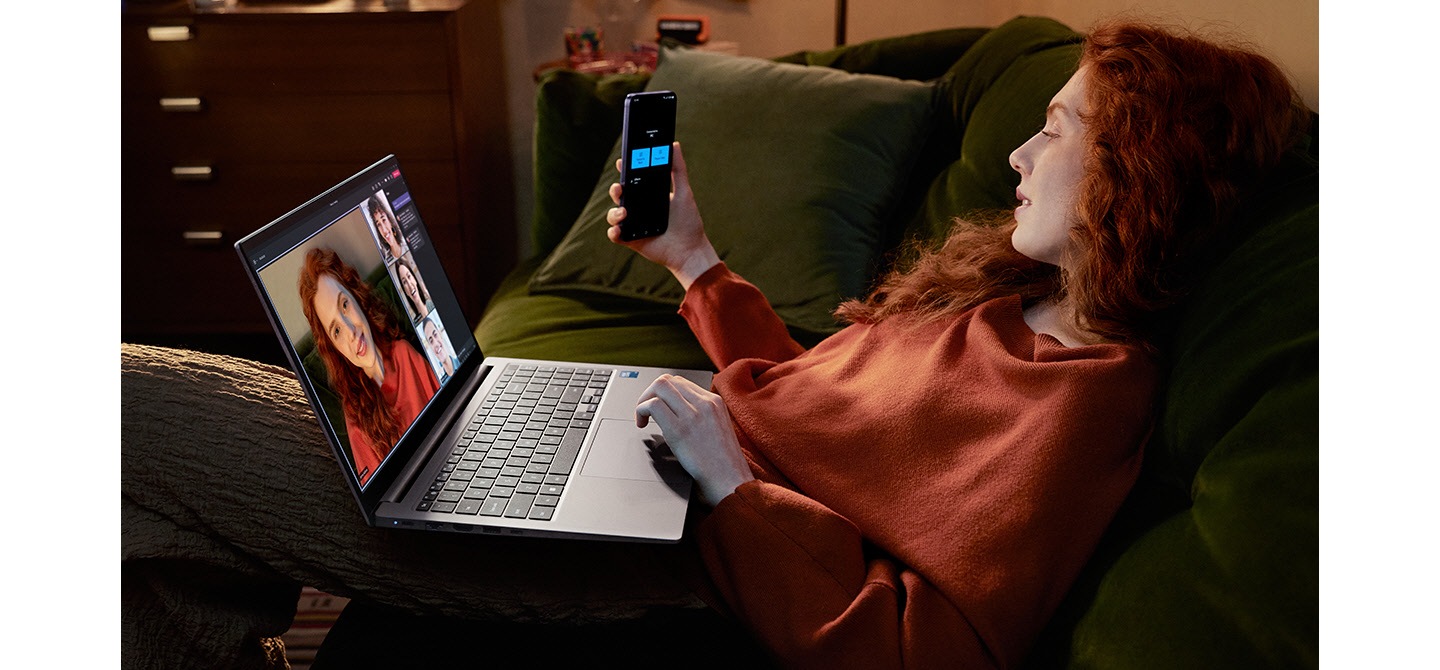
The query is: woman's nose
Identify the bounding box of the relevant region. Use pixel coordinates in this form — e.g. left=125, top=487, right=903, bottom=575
left=1009, top=145, right=1028, bottom=176
left=1010, top=133, right=1041, bottom=176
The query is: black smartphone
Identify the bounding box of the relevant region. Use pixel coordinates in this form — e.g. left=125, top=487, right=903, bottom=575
left=618, top=90, right=677, bottom=241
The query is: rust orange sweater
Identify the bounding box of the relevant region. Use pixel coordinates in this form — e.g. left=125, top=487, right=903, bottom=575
left=679, top=264, right=1158, bottom=669
left=346, top=339, right=440, bottom=485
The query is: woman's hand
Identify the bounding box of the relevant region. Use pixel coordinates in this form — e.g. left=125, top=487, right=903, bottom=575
left=606, top=142, right=721, bottom=290
left=635, top=374, right=755, bottom=507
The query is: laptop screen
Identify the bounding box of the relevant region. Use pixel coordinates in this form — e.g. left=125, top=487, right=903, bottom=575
left=238, top=156, right=478, bottom=489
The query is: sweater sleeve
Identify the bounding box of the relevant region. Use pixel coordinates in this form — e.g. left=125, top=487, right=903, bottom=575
left=678, top=263, right=807, bottom=369
left=698, top=481, right=996, bottom=669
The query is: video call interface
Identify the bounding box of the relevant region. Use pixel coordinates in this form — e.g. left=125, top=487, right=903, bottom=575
left=248, top=162, right=473, bottom=488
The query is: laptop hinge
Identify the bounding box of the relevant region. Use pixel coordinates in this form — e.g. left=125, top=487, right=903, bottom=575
left=382, top=361, right=494, bottom=504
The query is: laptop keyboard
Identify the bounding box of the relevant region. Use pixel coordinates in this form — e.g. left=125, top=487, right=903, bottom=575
left=416, top=364, right=611, bottom=521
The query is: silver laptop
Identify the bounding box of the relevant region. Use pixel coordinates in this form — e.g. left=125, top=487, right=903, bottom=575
left=236, top=155, right=706, bottom=542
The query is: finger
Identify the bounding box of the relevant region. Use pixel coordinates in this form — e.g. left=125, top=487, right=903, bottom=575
left=636, top=375, right=689, bottom=413
left=670, top=142, right=688, bottom=192
left=606, top=205, right=626, bottom=227
left=648, top=375, right=700, bottom=417
left=635, top=374, right=676, bottom=406
left=609, top=182, right=623, bottom=205
left=615, top=158, right=623, bottom=173
left=635, top=396, right=679, bottom=431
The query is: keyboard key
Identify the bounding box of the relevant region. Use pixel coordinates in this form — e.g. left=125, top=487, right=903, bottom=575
left=431, top=502, right=457, bottom=514
left=548, top=428, right=587, bottom=476
left=457, top=501, right=482, bottom=515
left=504, top=494, right=536, bottom=518
left=480, top=499, right=507, bottom=516
left=527, top=506, right=555, bottom=521
left=535, top=495, right=561, bottom=507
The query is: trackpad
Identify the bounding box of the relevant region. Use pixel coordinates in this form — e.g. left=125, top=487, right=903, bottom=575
left=579, top=419, right=689, bottom=485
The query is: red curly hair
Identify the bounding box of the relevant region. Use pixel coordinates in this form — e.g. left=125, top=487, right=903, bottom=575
left=836, top=21, right=1307, bottom=348
left=298, top=247, right=408, bottom=454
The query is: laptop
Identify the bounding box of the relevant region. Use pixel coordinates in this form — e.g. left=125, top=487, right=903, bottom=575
left=235, top=155, right=708, bottom=542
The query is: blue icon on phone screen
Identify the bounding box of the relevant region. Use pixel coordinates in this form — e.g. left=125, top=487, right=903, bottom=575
left=630, top=148, right=651, bottom=169
left=650, top=144, right=670, bottom=166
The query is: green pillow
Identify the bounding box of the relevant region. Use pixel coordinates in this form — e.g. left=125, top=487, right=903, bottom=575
left=532, top=70, right=652, bottom=258
left=774, top=27, right=990, bottom=82
left=528, top=44, right=936, bottom=336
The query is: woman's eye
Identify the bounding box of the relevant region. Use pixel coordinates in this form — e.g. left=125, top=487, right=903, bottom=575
left=1040, top=129, right=1059, bottom=139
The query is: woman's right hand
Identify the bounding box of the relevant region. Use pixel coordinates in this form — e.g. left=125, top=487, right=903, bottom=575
left=606, top=142, right=721, bottom=290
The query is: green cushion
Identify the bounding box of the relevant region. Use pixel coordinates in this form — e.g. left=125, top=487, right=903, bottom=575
left=532, top=70, right=652, bottom=258
left=527, top=44, right=936, bottom=337
left=773, top=27, right=990, bottom=82
left=476, top=257, right=711, bottom=370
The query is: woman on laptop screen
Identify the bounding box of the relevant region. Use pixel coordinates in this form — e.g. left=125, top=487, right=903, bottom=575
left=299, top=246, right=440, bottom=485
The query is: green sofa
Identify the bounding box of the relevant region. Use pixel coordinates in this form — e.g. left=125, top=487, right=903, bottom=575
left=471, top=16, right=1317, bottom=668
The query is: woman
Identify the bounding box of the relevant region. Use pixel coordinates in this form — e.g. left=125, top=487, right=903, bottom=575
left=370, top=197, right=409, bottom=263
left=600, top=21, right=1304, bottom=665
left=394, top=256, right=433, bottom=321
left=120, top=21, right=1306, bottom=669
left=299, top=247, right=440, bottom=485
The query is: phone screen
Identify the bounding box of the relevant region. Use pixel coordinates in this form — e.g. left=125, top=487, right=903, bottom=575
left=619, top=91, right=677, bottom=241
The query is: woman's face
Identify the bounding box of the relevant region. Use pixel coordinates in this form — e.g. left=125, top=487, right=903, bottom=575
left=376, top=211, right=399, bottom=249
left=398, top=264, right=423, bottom=308
left=1009, top=66, right=1091, bottom=269
left=312, top=274, right=380, bottom=372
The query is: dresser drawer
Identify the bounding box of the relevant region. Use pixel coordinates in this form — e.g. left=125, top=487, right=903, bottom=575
left=122, top=13, right=452, bottom=96
left=123, top=92, right=456, bottom=163
left=122, top=159, right=460, bottom=236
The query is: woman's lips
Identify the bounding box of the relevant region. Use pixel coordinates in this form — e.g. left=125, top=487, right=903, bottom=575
left=356, top=334, right=368, bottom=359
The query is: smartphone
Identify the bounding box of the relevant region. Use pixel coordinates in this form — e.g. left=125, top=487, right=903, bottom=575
left=618, top=90, right=678, bottom=241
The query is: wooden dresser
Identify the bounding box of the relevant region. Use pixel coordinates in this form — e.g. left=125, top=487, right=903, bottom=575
left=121, top=0, right=514, bottom=355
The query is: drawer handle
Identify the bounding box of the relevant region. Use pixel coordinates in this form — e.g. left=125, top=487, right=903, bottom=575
left=183, top=230, right=225, bottom=246
left=147, top=25, right=193, bottom=42
left=159, top=97, right=204, bottom=113
left=171, top=165, right=213, bottom=181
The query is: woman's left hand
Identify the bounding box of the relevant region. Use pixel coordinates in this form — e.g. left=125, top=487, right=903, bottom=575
left=635, top=375, right=755, bottom=507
